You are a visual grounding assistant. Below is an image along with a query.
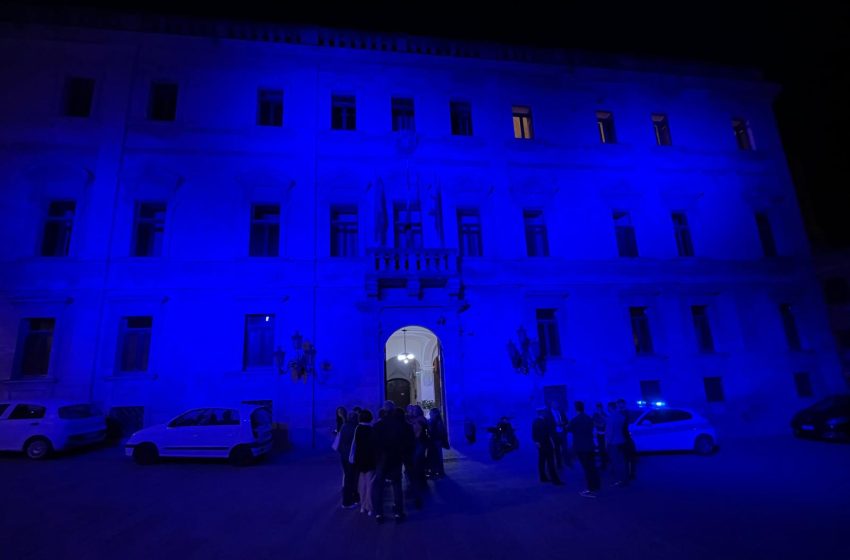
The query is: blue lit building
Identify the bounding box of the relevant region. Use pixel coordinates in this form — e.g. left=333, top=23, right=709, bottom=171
left=0, top=9, right=844, bottom=446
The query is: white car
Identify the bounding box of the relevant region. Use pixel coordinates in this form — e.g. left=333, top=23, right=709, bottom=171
left=125, top=405, right=273, bottom=466
left=0, top=400, right=106, bottom=459
left=628, top=405, right=717, bottom=455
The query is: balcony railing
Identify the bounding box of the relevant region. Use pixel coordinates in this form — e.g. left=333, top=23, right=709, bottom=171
left=368, top=248, right=457, bottom=275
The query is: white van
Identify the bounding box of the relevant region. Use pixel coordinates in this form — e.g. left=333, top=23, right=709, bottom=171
left=0, top=400, right=107, bottom=459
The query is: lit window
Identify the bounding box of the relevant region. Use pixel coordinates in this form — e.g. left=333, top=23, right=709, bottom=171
left=148, top=82, right=178, bottom=121
left=391, top=97, right=415, bottom=132
left=630, top=307, right=654, bottom=355
left=450, top=101, right=473, bottom=136
left=41, top=201, right=76, bottom=257
left=691, top=306, right=715, bottom=353
left=257, top=89, right=283, bottom=126
left=331, top=94, right=356, bottom=130
left=614, top=211, right=638, bottom=257
left=457, top=209, right=483, bottom=257
left=117, top=316, right=153, bottom=373
left=523, top=210, right=548, bottom=257
left=755, top=212, right=777, bottom=257
left=512, top=106, right=533, bottom=139
left=651, top=113, right=672, bottom=146
left=596, top=111, right=616, bottom=144
left=13, top=318, right=55, bottom=377
left=243, top=314, right=275, bottom=369
left=536, top=309, right=561, bottom=358
left=330, top=206, right=358, bottom=257
left=732, top=117, right=754, bottom=150
left=132, top=202, right=166, bottom=257
left=249, top=204, right=280, bottom=257
left=672, top=212, right=694, bottom=257
left=63, top=76, right=95, bottom=117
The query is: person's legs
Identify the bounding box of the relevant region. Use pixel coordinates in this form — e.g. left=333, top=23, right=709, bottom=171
left=342, top=459, right=358, bottom=506
left=389, top=466, right=405, bottom=519
left=372, top=465, right=386, bottom=518
left=358, top=471, right=375, bottom=513
left=538, top=448, right=549, bottom=481
left=544, top=448, right=561, bottom=484
left=578, top=451, right=600, bottom=492
left=552, top=434, right=564, bottom=468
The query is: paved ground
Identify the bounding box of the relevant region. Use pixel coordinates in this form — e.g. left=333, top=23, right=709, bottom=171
left=2, top=433, right=849, bottom=560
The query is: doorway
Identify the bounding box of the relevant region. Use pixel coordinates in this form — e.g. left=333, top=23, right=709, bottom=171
left=384, top=326, right=446, bottom=421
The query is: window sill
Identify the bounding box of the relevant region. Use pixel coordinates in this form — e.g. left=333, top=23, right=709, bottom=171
left=1, top=376, right=58, bottom=384
left=104, top=372, right=158, bottom=381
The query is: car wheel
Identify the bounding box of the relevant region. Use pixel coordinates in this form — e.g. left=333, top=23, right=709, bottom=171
left=133, top=443, right=159, bottom=466
left=24, top=437, right=53, bottom=460
left=229, top=445, right=253, bottom=467
left=694, top=435, right=715, bottom=456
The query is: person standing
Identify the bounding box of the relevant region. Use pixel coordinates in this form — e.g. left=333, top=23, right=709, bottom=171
left=617, top=399, right=638, bottom=482
left=337, top=411, right=360, bottom=508
left=545, top=400, right=568, bottom=469
left=532, top=407, right=562, bottom=485
left=568, top=401, right=600, bottom=498
left=427, top=408, right=449, bottom=479
left=592, top=402, right=609, bottom=470
left=352, top=409, right=376, bottom=515
left=334, top=406, right=347, bottom=435
left=605, top=401, right=628, bottom=486
left=372, top=407, right=414, bottom=523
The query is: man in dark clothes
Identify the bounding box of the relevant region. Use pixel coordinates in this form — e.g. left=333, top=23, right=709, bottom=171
left=532, top=407, right=562, bottom=485
left=617, top=399, right=638, bottom=483
left=372, top=407, right=415, bottom=523
left=545, top=400, right=569, bottom=469
left=337, top=411, right=360, bottom=508
left=568, top=401, right=600, bottom=498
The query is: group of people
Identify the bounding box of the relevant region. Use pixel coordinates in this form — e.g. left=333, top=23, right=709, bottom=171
left=332, top=401, right=449, bottom=523
left=532, top=398, right=638, bottom=498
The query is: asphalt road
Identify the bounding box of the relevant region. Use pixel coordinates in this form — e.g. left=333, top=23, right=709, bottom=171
left=2, top=434, right=848, bottom=560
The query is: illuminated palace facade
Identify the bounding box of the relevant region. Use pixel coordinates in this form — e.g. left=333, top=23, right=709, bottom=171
left=0, top=11, right=844, bottom=446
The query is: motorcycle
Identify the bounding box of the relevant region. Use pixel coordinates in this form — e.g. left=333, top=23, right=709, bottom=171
left=486, top=416, right=519, bottom=460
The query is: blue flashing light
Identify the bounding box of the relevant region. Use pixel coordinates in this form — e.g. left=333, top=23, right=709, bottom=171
left=264, top=315, right=270, bottom=322
left=637, top=400, right=647, bottom=407
left=654, top=400, right=666, bottom=407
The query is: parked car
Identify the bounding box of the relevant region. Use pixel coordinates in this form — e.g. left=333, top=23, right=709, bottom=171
left=0, top=400, right=106, bottom=459
left=125, top=405, right=273, bottom=466
left=790, top=395, right=850, bottom=442
left=628, top=404, right=718, bottom=455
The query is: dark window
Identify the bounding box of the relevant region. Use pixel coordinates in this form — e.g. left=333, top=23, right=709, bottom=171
left=41, top=201, right=76, bottom=257
left=249, top=204, right=280, bottom=257
left=257, top=89, right=283, bottom=126
left=118, top=316, right=153, bottom=373
left=596, top=111, right=616, bottom=144
left=457, top=209, right=483, bottom=257
left=823, top=277, right=850, bottom=305
left=536, top=309, right=562, bottom=358
left=630, top=307, right=654, bottom=355
left=643, top=409, right=691, bottom=424
left=732, top=118, right=754, bottom=150
left=779, top=303, right=802, bottom=351
left=63, top=76, right=95, bottom=117
left=704, top=377, right=725, bottom=402
left=59, top=404, right=99, bottom=419
left=391, top=97, right=415, bottom=132
left=836, top=329, right=850, bottom=349
left=393, top=202, right=423, bottom=250
left=170, top=409, right=207, bottom=427
left=691, top=305, right=715, bottom=353
left=512, top=106, right=533, bottom=139
left=14, top=318, right=55, bottom=377
left=794, top=372, right=813, bottom=397
left=639, top=379, right=662, bottom=402
left=614, top=211, right=638, bottom=257
left=0, top=404, right=7, bottom=416
left=651, top=113, right=672, bottom=146
left=672, top=212, right=694, bottom=257
left=9, top=404, right=47, bottom=420
left=755, top=212, right=777, bottom=257
left=148, top=82, right=178, bottom=121
left=330, top=206, right=358, bottom=257
left=331, top=94, right=356, bottom=130
left=450, top=101, right=473, bottom=136
left=243, top=314, right=275, bottom=369
left=523, top=210, right=549, bottom=257
left=132, top=202, right=166, bottom=257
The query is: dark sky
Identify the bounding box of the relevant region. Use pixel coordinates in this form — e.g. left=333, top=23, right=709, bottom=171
left=7, top=0, right=850, bottom=246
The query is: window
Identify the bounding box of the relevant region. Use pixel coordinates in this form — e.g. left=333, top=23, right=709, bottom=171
left=249, top=204, right=280, bottom=257
left=836, top=328, right=850, bottom=349
left=630, top=307, right=654, bottom=354
left=0, top=404, right=7, bottom=416
left=393, top=202, right=423, bottom=250
left=794, top=372, right=813, bottom=397
left=596, top=111, right=616, bottom=144
left=672, top=212, right=694, bottom=257
left=9, top=404, right=47, bottom=420
left=523, top=210, right=549, bottom=257
left=614, top=211, right=638, bottom=257
left=63, top=76, right=94, bottom=117
left=41, top=201, right=76, bottom=257
left=512, top=105, right=533, bottom=139
left=822, top=277, right=850, bottom=305
left=639, top=380, right=662, bottom=402
left=331, top=94, right=356, bottom=130
left=732, top=118, right=754, bottom=150
left=651, top=113, right=672, bottom=146
left=450, top=101, right=473, bottom=136
left=13, top=318, right=55, bottom=377
left=117, top=316, right=152, bottom=373
left=148, top=82, right=178, bottom=121
left=755, top=212, right=777, bottom=257
left=703, top=377, right=725, bottom=402
left=691, top=305, right=715, bottom=353
left=243, top=314, right=275, bottom=369
left=779, top=304, right=802, bottom=351
left=536, top=309, right=562, bottom=358
left=257, top=89, right=283, bottom=126
left=330, top=205, right=358, bottom=257
left=391, top=97, right=415, bottom=132
left=457, top=209, right=483, bottom=257
left=132, top=202, right=166, bottom=257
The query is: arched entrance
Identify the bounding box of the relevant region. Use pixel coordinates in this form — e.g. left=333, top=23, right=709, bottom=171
left=385, top=326, right=446, bottom=421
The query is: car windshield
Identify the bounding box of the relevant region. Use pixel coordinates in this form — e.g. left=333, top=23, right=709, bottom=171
left=810, top=396, right=850, bottom=412
left=58, top=404, right=100, bottom=419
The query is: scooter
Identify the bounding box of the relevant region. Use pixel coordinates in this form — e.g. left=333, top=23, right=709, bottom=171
left=486, top=417, right=519, bottom=460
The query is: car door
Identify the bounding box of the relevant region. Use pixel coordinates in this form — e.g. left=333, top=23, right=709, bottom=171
left=650, top=409, right=695, bottom=450
left=193, top=408, right=241, bottom=458
left=0, top=404, right=13, bottom=450
left=161, top=409, right=207, bottom=457
left=1, top=404, right=48, bottom=451
left=630, top=410, right=662, bottom=452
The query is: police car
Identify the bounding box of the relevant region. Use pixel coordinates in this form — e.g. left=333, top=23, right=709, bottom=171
left=627, top=401, right=718, bottom=455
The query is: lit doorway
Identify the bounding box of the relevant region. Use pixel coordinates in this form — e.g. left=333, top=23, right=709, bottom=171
left=385, top=326, right=445, bottom=421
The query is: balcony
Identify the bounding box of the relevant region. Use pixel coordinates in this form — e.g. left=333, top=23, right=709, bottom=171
left=366, top=248, right=460, bottom=298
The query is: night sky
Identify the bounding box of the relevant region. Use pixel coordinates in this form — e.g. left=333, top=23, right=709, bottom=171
left=7, top=0, right=850, bottom=247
